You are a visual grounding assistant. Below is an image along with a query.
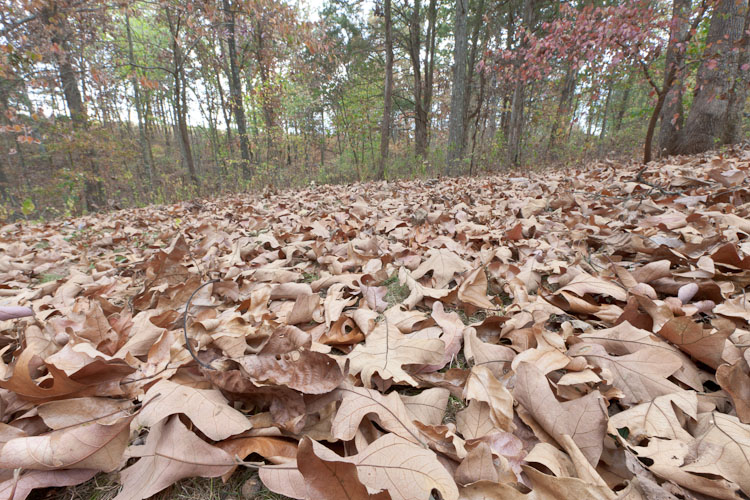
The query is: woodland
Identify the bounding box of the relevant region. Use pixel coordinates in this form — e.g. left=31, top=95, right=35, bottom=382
left=0, top=0, right=748, bottom=216
left=2, top=1, right=750, bottom=500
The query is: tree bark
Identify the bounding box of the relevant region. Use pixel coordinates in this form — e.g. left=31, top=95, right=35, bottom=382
left=506, top=0, right=533, bottom=167
left=546, top=65, right=577, bottom=157
left=377, top=0, right=393, bottom=180
left=167, top=10, right=198, bottom=186
left=463, top=0, right=486, bottom=146
left=42, top=5, right=103, bottom=211
left=723, top=2, right=750, bottom=145
left=223, top=0, right=253, bottom=179
left=677, top=0, right=746, bottom=154
left=447, top=0, right=469, bottom=174
left=657, top=0, right=691, bottom=157
left=125, top=12, right=154, bottom=187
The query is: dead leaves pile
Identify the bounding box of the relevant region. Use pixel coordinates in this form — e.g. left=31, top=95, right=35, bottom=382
left=2, top=148, right=750, bottom=500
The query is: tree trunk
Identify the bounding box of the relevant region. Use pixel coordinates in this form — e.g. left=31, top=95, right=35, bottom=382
left=377, top=0, right=393, bottom=180
left=167, top=11, right=198, bottom=186
left=463, top=0, right=486, bottom=146
left=43, top=4, right=104, bottom=211
left=408, top=0, right=430, bottom=159
left=223, top=0, right=253, bottom=179
left=506, top=0, right=533, bottom=167
left=615, top=74, right=633, bottom=133
left=126, top=12, right=155, bottom=187
left=723, top=2, right=750, bottom=145
left=546, top=66, right=577, bottom=157
left=677, top=0, right=746, bottom=154
left=657, top=0, right=691, bottom=157
left=447, top=0, right=469, bottom=174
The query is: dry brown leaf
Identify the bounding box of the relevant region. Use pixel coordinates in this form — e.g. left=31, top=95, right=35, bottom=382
left=346, top=320, right=444, bottom=387
left=296, top=437, right=390, bottom=500
left=717, top=359, right=750, bottom=423
left=457, top=267, right=495, bottom=309
left=331, top=385, right=425, bottom=445
left=455, top=441, right=499, bottom=485
left=115, top=416, right=235, bottom=500
left=398, top=267, right=452, bottom=309
left=608, top=392, right=696, bottom=442
left=411, top=248, right=472, bottom=288
left=556, top=272, right=627, bottom=302
left=135, top=379, right=253, bottom=440
left=0, top=408, right=133, bottom=471
left=568, top=343, right=685, bottom=405
left=656, top=316, right=731, bottom=369
left=463, top=365, right=514, bottom=431
left=513, top=363, right=607, bottom=465
left=0, top=469, right=98, bottom=500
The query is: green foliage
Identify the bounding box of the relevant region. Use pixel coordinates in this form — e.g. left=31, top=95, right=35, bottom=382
left=21, top=198, right=35, bottom=216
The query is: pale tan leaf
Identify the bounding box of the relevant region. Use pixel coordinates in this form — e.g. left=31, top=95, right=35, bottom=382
left=513, top=363, right=607, bottom=465
left=332, top=385, right=425, bottom=445
left=135, top=379, right=252, bottom=441
left=463, top=365, right=514, bottom=431
left=411, top=248, right=472, bottom=288
left=557, top=273, right=627, bottom=301
left=115, top=416, right=234, bottom=500
left=608, top=392, right=697, bottom=442
left=569, top=343, right=685, bottom=405
left=346, top=320, right=444, bottom=387
left=457, top=267, right=495, bottom=309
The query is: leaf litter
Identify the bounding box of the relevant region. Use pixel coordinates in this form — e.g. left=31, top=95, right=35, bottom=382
left=2, top=149, right=750, bottom=499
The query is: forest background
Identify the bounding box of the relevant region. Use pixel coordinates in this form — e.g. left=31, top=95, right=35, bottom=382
left=0, top=0, right=748, bottom=218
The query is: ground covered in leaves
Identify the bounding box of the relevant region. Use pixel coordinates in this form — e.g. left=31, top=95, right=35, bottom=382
left=2, top=148, right=750, bottom=500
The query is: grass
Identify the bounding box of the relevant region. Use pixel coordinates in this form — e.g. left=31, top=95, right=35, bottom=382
left=302, top=271, right=319, bottom=283
left=382, top=274, right=409, bottom=306
left=38, top=273, right=66, bottom=283
left=443, top=395, right=467, bottom=424
left=42, top=469, right=291, bottom=500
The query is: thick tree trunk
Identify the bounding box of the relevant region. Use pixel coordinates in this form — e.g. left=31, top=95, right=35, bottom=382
left=126, top=12, right=154, bottom=187
left=377, top=0, right=393, bottom=180
left=447, top=0, right=469, bottom=174
left=657, top=0, right=691, bottom=157
left=677, top=0, right=746, bottom=154
left=723, top=3, right=750, bottom=145
left=223, top=0, right=253, bottom=179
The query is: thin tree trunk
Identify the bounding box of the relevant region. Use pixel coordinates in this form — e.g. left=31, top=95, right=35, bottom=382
left=463, top=0, right=486, bottom=145
left=169, top=23, right=198, bottom=185
left=547, top=66, right=577, bottom=157
left=377, top=0, right=393, bottom=180
left=126, top=12, right=154, bottom=187
left=506, top=0, right=533, bottom=167
left=223, top=0, right=253, bottom=179
left=614, top=75, right=632, bottom=133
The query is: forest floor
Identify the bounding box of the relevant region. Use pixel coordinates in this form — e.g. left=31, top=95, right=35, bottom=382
left=2, top=146, right=750, bottom=500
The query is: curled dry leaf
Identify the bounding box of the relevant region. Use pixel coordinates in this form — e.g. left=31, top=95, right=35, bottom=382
left=135, top=379, right=252, bottom=440
left=513, top=362, right=607, bottom=466
left=115, top=416, right=235, bottom=500
left=3, top=149, right=750, bottom=500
